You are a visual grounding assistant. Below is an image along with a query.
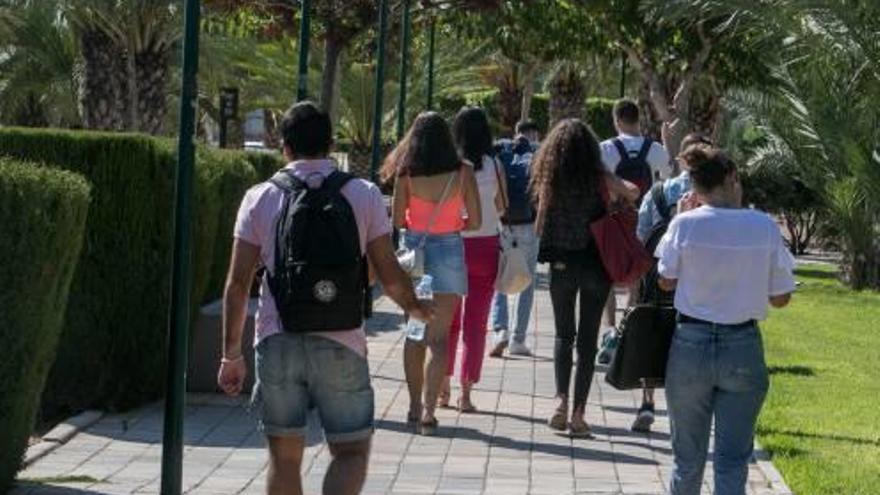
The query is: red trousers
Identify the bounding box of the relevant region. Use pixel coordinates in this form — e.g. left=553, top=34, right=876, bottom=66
left=447, top=235, right=499, bottom=385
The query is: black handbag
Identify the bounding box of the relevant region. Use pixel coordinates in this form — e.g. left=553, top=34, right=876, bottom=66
left=605, top=304, right=677, bottom=390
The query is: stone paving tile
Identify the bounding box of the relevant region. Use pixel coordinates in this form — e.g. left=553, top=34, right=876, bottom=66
left=15, top=279, right=785, bottom=495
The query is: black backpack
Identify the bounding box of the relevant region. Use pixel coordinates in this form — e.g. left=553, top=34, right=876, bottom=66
left=639, top=181, right=676, bottom=306
left=613, top=137, right=655, bottom=201
left=267, top=169, right=370, bottom=333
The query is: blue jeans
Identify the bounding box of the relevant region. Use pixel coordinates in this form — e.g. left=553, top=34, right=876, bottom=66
left=666, top=322, right=769, bottom=495
left=252, top=333, right=374, bottom=443
left=490, top=224, right=539, bottom=344
left=401, top=231, right=467, bottom=295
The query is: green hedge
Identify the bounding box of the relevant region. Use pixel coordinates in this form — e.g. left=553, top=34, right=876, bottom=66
left=0, top=160, right=90, bottom=493
left=0, top=128, right=260, bottom=414
left=438, top=92, right=616, bottom=140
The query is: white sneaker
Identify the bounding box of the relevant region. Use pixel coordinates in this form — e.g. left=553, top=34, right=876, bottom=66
left=508, top=341, right=532, bottom=356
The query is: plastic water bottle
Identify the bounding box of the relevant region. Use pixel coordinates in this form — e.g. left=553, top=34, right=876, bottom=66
left=406, top=275, right=433, bottom=342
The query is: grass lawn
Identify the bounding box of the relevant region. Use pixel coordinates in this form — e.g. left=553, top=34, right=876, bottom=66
left=759, top=264, right=880, bottom=494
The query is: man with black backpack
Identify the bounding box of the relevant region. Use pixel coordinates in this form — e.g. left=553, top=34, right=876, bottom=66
left=629, top=133, right=711, bottom=433
left=598, top=99, right=672, bottom=432
left=218, top=101, right=432, bottom=495
left=598, top=99, right=672, bottom=360
left=489, top=120, right=541, bottom=358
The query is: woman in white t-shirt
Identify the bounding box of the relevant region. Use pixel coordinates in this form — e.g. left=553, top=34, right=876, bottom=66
left=656, top=146, right=796, bottom=495
left=440, top=107, right=506, bottom=413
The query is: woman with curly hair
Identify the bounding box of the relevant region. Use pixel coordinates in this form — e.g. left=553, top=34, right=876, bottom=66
left=531, top=118, right=639, bottom=437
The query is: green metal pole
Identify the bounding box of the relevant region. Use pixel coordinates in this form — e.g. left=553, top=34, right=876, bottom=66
left=297, top=0, right=312, bottom=101
left=619, top=51, right=626, bottom=98
left=369, top=0, right=389, bottom=183
left=426, top=18, right=436, bottom=110
left=160, top=0, right=200, bottom=493
left=396, top=0, right=412, bottom=141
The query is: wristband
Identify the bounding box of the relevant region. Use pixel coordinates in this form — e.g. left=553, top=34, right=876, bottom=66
left=221, top=354, right=244, bottom=364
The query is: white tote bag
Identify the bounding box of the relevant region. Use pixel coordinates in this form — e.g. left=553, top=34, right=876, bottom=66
left=495, top=226, right=533, bottom=295
left=492, top=160, right=532, bottom=295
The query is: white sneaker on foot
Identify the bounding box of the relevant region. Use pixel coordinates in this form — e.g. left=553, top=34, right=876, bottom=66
left=508, top=341, right=532, bottom=356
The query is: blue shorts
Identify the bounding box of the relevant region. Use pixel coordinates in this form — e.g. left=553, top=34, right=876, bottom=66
left=402, top=231, right=467, bottom=295
left=251, top=333, right=374, bottom=443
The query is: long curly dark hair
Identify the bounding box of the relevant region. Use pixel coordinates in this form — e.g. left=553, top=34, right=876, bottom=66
left=381, top=111, right=461, bottom=182
left=530, top=118, right=604, bottom=219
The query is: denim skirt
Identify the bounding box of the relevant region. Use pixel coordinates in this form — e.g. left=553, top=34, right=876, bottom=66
left=401, top=231, right=467, bottom=295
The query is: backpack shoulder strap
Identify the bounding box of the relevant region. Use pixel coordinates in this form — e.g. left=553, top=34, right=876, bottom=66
left=612, top=138, right=630, bottom=163
left=269, top=169, right=306, bottom=193
left=637, top=138, right=654, bottom=163
left=651, top=181, right=671, bottom=222
left=320, top=170, right=355, bottom=193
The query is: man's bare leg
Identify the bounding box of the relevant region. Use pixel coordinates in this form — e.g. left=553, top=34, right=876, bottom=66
left=267, top=435, right=305, bottom=495
left=324, top=438, right=372, bottom=495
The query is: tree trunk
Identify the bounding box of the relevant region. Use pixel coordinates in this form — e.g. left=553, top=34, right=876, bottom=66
left=637, top=79, right=663, bottom=140
left=79, top=29, right=123, bottom=131
left=548, top=64, right=585, bottom=127
left=520, top=63, right=538, bottom=123
left=135, top=40, right=171, bottom=135
left=497, top=70, right=522, bottom=137
left=689, top=76, right=722, bottom=143
left=263, top=108, right=280, bottom=150
left=320, top=36, right=343, bottom=119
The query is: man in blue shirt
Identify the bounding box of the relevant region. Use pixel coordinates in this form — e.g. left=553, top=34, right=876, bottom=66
left=489, top=121, right=541, bottom=357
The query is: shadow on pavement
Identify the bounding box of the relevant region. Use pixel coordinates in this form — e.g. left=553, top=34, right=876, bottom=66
left=376, top=419, right=658, bottom=466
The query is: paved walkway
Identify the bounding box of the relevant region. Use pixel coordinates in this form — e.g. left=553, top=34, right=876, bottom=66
left=15, top=273, right=787, bottom=494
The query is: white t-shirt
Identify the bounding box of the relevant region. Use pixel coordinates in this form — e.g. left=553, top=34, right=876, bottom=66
left=656, top=206, right=796, bottom=324
left=463, top=155, right=501, bottom=238
left=600, top=133, right=672, bottom=180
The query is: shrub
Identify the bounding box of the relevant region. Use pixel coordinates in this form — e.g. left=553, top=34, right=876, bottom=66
left=244, top=150, right=285, bottom=182
left=0, top=128, right=257, bottom=414
left=442, top=91, right=615, bottom=142
left=584, top=97, right=616, bottom=140
left=0, top=160, right=90, bottom=493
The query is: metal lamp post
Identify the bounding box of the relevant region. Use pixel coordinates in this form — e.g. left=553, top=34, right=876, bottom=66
left=426, top=18, right=436, bottom=110
left=369, top=0, right=390, bottom=182
left=396, top=0, right=412, bottom=141
left=160, top=0, right=200, bottom=493
left=297, top=0, right=312, bottom=101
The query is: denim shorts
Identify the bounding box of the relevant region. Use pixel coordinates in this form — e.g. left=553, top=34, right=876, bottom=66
left=402, top=231, right=467, bottom=295
left=251, top=333, right=374, bottom=443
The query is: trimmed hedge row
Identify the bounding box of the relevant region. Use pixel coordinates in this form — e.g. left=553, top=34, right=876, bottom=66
left=202, top=151, right=284, bottom=302
left=437, top=92, right=617, bottom=140
left=0, top=128, right=274, bottom=414
left=0, top=160, right=91, bottom=493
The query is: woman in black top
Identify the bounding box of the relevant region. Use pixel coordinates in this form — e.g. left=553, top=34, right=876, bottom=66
left=531, top=119, right=639, bottom=436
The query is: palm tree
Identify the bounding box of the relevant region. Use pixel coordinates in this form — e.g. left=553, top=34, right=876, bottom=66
left=65, top=0, right=180, bottom=134
left=0, top=0, right=80, bottom=127
left=702, top=0, right=880, bottom=288
left=548, top=63, right=585, bottom=126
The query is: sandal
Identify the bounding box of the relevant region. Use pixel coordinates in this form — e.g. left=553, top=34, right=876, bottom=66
left=569, top=417, right=592, bottom=438
left=438, top=390, right=451, bottom=409
left=548, top=408, right=568, bottom=431
left=457, top=397, right=477, bottom=414
left=420, top=417, right=439, bottom=436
